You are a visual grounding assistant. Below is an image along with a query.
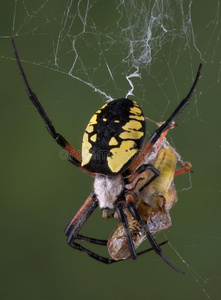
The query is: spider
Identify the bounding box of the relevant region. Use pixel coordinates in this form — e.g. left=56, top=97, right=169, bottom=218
left=12, top=37, right=201, bottom=273
left=107, top=123, right=192, bottom=262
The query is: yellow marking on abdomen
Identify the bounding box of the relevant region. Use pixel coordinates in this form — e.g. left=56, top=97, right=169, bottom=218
left=85, top=114, right=98, bottom=133
left=90, top=133, right=97, bottom=142
left=81, top=132, right=93, bottom=166
left=120, top=120, right=144, bottom=140
left=107, top=141, right=138, bottom=173
left=109, top=137, right=118, bottom=146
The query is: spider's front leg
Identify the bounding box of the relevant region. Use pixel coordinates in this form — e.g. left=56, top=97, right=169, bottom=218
left=128, top=63, right=202, bottom=173
left=12, top=37, right=94, bottom=177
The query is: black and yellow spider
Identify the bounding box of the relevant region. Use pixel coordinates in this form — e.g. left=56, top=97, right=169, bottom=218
left=12, top=37, right=201, bottom=273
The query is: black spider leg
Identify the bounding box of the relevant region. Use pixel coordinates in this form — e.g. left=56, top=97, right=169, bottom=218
left=120, top=164, right=160, bottom=261
left=11, top=37, right=83, bottom=168
left=129, top=63, right=202, bottom=174
left=12, top=38, right=68, bottom=149
left=69, top=239, right=115, bottom=264
left=64, top=196, right=113, bottom=263
left=114, top=203, right=138, bottom=260
left=127, top=201, right=185, bottom=274
left=76, top=234, right=108, bottom=246
left=65, top=192, right=169, bottom=265
left=137, top=240, right=168, bottom=257
left=149, top=63, right=202, bottom=147
left=71, top=238, right=168, bottom=265
left=64, top=196, right=132, bottom=265
left=76, top=235, right=167, bottom=250
left=68, top=155, right=81, bottom=168
left=65, top=194, right=98, bottom=242
left=135, top=164, right=160, bottom=192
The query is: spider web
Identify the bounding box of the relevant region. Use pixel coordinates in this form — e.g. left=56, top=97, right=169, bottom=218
left=1, top=0, right=221, bottom=299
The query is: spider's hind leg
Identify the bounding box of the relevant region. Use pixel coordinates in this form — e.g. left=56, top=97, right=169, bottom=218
left=64, top=193, right=117, bottom=264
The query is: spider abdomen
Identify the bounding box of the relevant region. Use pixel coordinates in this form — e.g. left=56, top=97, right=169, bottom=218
left=81, top=98, right=146, bottom=175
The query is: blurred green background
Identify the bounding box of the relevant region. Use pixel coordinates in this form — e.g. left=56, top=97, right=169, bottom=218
left=1, top=1, right=220, bottom=299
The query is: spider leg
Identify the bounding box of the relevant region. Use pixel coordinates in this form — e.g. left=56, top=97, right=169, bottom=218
left=64, top=193, right=117, bottom=263
left=136, top=240, right=168, bottom=257
left=69, top=241, right=116, bottom=264
left=65, top=193, right=98, bottom=242
left=138, top=164, right=160, bottom=192
left=65, top=194, right=168, bottom=264
left=126, top=201, right=185, bottom=274
left=114, top=202, right=138, bottom=260
left=70, top=240, right=168, bottom=265
left=76, top=234, right=108, bottom=246
left=65, top=195, right=168, bottom=264
left=12, top=37, right=94, bottom=176
left=67, top=156, right=95, bottom=177
left=126, top=164, right=160, bottom=192
left=126, top=125, right=173, bottom=185
left=129, top=63, right=202, bottom=173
